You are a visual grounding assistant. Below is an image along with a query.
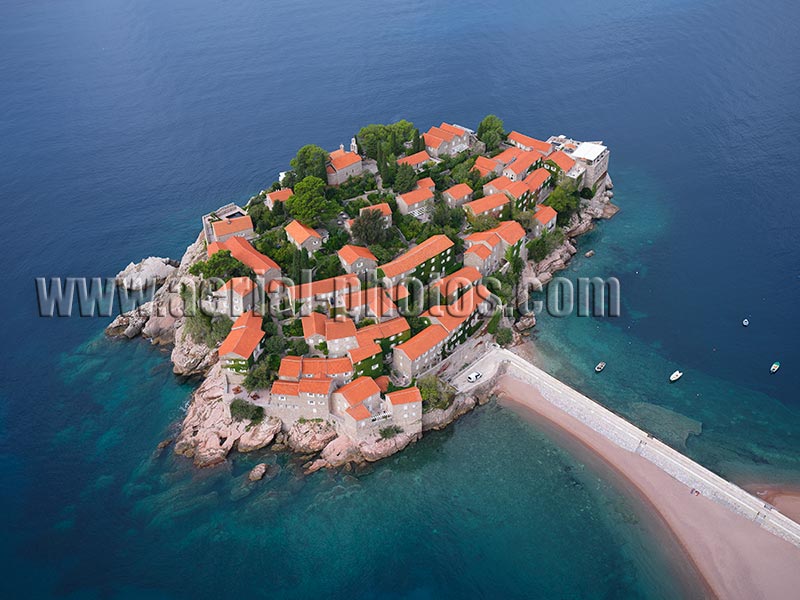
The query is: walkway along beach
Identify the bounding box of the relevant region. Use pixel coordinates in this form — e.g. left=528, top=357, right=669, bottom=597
left=453, top=349, right=800, bottom=599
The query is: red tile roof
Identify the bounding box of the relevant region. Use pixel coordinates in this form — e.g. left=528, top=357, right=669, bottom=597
left=387, top=387, right=422, bottom=405
left=444, top=183, right=473, bottom=200
left=485, top=176, right=513, bottom=192
left=503, top=151, right=540, bottom=176
left=398, top=187, right=434, bottom=207
left=298, top=378, right=333, bottom=395
left=271, top=380, right=300, bottom=397
left=503, top=181, right=531, bottom=200
left=325, top=317, right=356, bottom=341
left=374, top=375, right=390, bottom=392
left=397, top=151, right=433, bottom=167
left=545, top=150, right=575, bottom=172
left=218, top=311, right=264, bottom=360
left=207, top=236, right=280, bottom=276
left=219, top=276, right=256, bottom=297
left=508, top=131, right=551, bottom=154
left=348, top=341, right=381, bottom=364
left=360, top=203, right=392, bottom=218
left=472, top=156, right=498, bottom=177
left=523, top=168, right=550, bottom=192
left=337, top=244, right=377, bottom=265
left=416, top=177, right=435, bottom=191
left=379, top=235, right=453, bottom=279
left=335, top=376, right=380, bottom=406
left=534, top=205, right=558, bottom=225
left=346, top=404, right=372, bottom=421
left=286, top=274, right=360, bottom=302
left=493, top=147, right=522, bottom=166
left=423, top=285, right=488, bottom=332
left=278, top=356, right=303, bottom=380
left=430, top=266, right=482, bottom=295
left=439, top=122, right=467, bottom=137
left=285, top=220, right=321, bottom=245
left=301, top=312, right=327, bottom=339
left=211, top=215, right=253, bottom=238
left=329, top=148, right=361, bottom=171
left=266, top=188, right=293, bottom=203
left=394, top=324, right=448, bottom=361
left=465, top=244, right=492, bottom=260
left=464, top=193, right=510, bottom=217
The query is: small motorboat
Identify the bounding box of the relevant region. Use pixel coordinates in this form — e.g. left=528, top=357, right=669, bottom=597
left=742, top=318, right=749, bottom=327
left=669, top=370, right=683, bottom=382
left=595, top=362, right=606, bottom=373
left=770, top=362, right=780, bottom=374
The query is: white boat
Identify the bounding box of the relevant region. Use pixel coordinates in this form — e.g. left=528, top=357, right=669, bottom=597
left=771, top=361, right=780, bottom=374
left=595, top=362, right=606, bottom=373
left=742, top=318, right=749, bottom=327
left=669, top=370, right=683, bottom=382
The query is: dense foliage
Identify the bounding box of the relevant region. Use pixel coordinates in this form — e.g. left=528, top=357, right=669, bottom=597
left=286, top=176, right=339, bottom=227
left=230, top=398, right=265, bottom=422
left=477, top=114, right=505, bottom=151
left=290, top=144, right=329, bottom=182
left=189, top=250, right=255, bottom=281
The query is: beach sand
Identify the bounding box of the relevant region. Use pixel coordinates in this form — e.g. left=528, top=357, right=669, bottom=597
left=495, top=374, right=800, bottom=600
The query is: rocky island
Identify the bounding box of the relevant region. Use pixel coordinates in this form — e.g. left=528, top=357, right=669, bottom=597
left=107, top=116, right=617, bottom=473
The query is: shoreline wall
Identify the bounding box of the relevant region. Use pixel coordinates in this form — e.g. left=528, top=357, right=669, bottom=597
left=453, top=349, right=800, bottom=548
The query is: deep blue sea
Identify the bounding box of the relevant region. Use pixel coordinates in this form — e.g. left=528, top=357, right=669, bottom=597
left=2, top=0, right=799, bottom=597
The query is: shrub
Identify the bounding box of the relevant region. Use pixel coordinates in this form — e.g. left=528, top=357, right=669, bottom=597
left=495, top=327, right=513, bottom=346
left=230, top=398, right=264, bottom=423
left=417, top=375, right=455, bottom=412
left=284, top=319, right=304, bottom=337
left=486, top=310, right=502, bottom=335
left=379, top=425, right=404, bottom=439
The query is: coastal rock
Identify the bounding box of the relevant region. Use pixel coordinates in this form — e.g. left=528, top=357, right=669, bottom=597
left=287, top=421, right=337, bottom=454
left=116, top=257, right=178, bottom=290
left=514, top=314, right=537, bottom=332
left=105, top=233, right=206, bottom=346
left=106, top=303, right=152, bottom=338
left=237, top=417, right=282, bottom=453
left=585, top=250, right=595, bottom=258
left=358, top=432, right=418, bottom=462
left=248, top=463, right=267, bottom=482
left=422, top=394, right=478, bottom=431
left=565, top=217, right=594, bottom=237
left=320, top=436, right=363, bottom=468
left=170, top=319, right=218, bottom=377
left=174, top=364, right=247, bottom=467
left=602, top=203, right=620, bottom=219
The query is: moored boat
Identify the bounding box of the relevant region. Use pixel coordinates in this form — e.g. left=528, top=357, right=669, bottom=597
left=771, top=361, right=780, bottom=374
left=669, top=370, right=683, bottom=382
left=742, top=318, right=749, bottom=327
left=595, top=362, right=606, bottom=373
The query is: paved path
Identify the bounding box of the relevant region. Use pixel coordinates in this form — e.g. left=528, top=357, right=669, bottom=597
left=453, top=348, right=800, bottom=548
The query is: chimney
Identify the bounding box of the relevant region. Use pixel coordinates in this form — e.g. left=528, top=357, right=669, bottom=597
left=339, top=143, right=344, bottom=152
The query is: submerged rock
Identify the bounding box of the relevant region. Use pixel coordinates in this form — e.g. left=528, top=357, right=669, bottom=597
left=248, top=463, right=268, bottom=482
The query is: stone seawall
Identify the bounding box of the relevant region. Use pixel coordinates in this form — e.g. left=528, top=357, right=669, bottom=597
left=452, top=349, right=800, bottom=549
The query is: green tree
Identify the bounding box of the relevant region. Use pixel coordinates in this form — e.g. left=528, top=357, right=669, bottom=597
left=286, top=176, right=338, bottom=227
left=468, top=214, right=500, bottom=232
left=352, top=208, right=389, bottom=245
left=477, top=114, right=505, bottom=151
left=544, top=182, right=580, bottom=225
left=189, top=250, right=255, bottom=281
left=290, top=144, right=329, bottom=182
left=315, top=253, right=345, bottom=279
left=394, top=163, right=417, bottom=194
left=243, top=361, right=274, bottom=392
left=356, top=121, right=417, bottom=159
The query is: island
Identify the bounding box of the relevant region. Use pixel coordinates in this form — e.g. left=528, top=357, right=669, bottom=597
left=107, top=115, right=617, bottom=471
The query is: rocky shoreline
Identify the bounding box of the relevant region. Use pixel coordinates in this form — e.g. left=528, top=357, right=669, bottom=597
left=105, top=177, right=617, bottom=476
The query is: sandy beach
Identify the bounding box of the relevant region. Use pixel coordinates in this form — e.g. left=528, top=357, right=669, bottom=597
left=495, top=374, right=800, bottom=600
left=743, top=484, right=800, bottom=524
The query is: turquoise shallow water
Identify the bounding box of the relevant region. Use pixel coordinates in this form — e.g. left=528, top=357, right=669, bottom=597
left=2, top=0, right=800, bottom=596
